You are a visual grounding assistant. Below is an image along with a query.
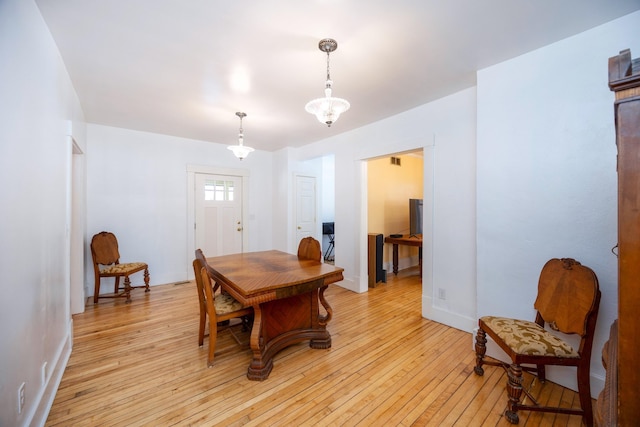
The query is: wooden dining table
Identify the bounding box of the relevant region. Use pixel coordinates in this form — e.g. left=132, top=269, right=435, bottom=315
left=204, top=250, right=344, bottom=380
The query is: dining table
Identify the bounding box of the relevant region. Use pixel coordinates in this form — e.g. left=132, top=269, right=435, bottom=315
left=203, top=250, right=344, bottom=380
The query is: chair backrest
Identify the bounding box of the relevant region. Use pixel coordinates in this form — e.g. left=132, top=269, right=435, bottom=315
left=194, top=250, right=219, bottom=316
left=193, top=257, right=207, bottom=311
left=195, top=248, right=205, bottom=265
left=91, top=231, right=121, bottom=266
left=199, top=266, right=217, bottom=316
left=533, top=258, right=601, bottom=337
left=195, top=248, right=220, bottom=290
left=297, top=237, right=322, bottom=262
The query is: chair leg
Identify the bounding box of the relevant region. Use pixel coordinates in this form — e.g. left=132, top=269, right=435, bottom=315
left=474, top=327, right=487, bottom=376
left=114, top=276, right=120, bottom=293
left=123, top=276, right=132, bottom=303
left=577, top=363, right=594, bottom=427
left=94, top=274, right=101, bottom=304
left=506, top=363, right=523, bottom=424
left=207, top=326, right=217, bottom=367
left=241, top=315, right=252, bottom=332
left=198, top=309, right=206, bottom=347
left=143, top=267, right=150, bottom=292
left=536, top=364, right=546, bottom=382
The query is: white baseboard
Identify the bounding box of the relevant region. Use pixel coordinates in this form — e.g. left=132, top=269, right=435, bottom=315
left=336, top=277, right=360, bottom=293
left=29, top=319, right=73, bottom=427
left=422, top=295, right=477, bottom=333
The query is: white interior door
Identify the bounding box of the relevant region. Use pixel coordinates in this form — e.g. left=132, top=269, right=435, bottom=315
left=195, top=173, right=243, bottom=257
left=295, top=175, right=317, bottom=246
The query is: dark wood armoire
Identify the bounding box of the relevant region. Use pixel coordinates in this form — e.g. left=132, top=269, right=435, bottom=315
left=596, top=49, right=640, bottom=426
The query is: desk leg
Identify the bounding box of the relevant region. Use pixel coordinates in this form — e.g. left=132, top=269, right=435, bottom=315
left=419, top=246, right=422, bottom=278
left=392, top=244, right=399, bottom=275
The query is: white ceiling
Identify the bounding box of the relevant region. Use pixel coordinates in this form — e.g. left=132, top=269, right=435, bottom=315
left=36, top=0, right=640, bottom=152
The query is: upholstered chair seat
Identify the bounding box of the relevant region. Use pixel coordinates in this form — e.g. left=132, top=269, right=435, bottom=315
left=214, top=292, right=245, bottom=314
left=100, top=262, right=147, bottom=275
left=479, top=316, right=579, bottom=358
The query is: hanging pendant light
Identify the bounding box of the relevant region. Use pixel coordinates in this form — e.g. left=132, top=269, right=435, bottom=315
left=305, top=38, right=350, bottom=127
left=227, top=112, right=254, bottom=160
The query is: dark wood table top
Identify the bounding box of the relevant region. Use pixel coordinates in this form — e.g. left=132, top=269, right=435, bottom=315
left=384, top=234, right=423, bottom=246
left=205, top=250, right=344, bottom=305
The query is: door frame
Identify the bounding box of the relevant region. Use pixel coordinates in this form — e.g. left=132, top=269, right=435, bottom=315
left=187, top=164, right=249, bottom=280
left=69, top=136, right=85, bottom=314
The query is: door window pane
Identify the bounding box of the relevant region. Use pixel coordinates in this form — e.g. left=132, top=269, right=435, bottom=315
left=204, top=179, right=235, bottom=201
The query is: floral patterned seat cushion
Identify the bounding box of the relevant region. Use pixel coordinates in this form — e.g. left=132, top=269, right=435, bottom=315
left=214, top=292, right=245, bottom=315
left=481, top=316, right=579, bottom=358
left=100, top=262, right=147, bottom=275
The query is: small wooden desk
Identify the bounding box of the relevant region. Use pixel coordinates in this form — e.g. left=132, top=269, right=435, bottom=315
left=384, top=235, right=422, bottom=276
left=204, top=250, right=344, bottom=380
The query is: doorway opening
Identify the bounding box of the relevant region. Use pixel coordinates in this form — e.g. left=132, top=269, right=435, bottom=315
left=366, top=150, right=424, bottom=279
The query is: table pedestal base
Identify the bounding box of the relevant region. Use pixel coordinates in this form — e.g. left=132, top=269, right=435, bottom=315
left=247, top=286, right=333, bottom=381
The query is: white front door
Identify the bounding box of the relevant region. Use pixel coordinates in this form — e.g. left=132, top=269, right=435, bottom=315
left=295, top=175, right=317, bottom=246
left=195, top=173, right=243, bottom=257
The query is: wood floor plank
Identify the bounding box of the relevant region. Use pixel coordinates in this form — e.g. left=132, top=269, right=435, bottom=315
left=452, top=359, right=505, bottom=425
left=46, top=267, right=589, bottom=426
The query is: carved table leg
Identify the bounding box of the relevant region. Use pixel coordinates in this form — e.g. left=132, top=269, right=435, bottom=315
left=318, top=285, right=333, bottom=326
left=310, top=286, right=331, bottom=349
left=247, top=305, right=273, bottom=381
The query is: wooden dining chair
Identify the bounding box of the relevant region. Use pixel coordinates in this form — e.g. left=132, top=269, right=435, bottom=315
left=194, top=249, right=253, bottom=367
left=90, top=231, right=150, bottom=304
left=297, top=236, right=322, bottom=262
left=474, top=258, right=601, bottom=426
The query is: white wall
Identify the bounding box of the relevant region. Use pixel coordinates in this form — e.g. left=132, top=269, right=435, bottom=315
left=289, top=87, right=478, bottom=335
left=85, top=124, right=274, bottom=291
left=476, top=11, right=640, bottom=396
left=0, top=1, right=86, bottom=426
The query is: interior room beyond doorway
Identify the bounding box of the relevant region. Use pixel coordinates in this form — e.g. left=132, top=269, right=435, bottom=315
left=367, top=151, right=424, bottom=278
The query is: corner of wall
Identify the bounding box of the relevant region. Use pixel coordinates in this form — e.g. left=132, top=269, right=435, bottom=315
left=422, top=294, right=477, bottom=333
left=335, top=277, right=363, bottom=293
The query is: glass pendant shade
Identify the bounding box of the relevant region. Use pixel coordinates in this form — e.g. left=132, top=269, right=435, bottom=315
left=227, top=142, right=254, bottom=160
left=228, top=112, right=254, bottom=160
left=306, top=38, right=350, bottom=127
left=305, top=80, right=350, bottom=127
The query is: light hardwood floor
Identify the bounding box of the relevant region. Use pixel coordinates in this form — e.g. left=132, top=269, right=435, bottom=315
left=46, top=266, right=589, bottom=426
